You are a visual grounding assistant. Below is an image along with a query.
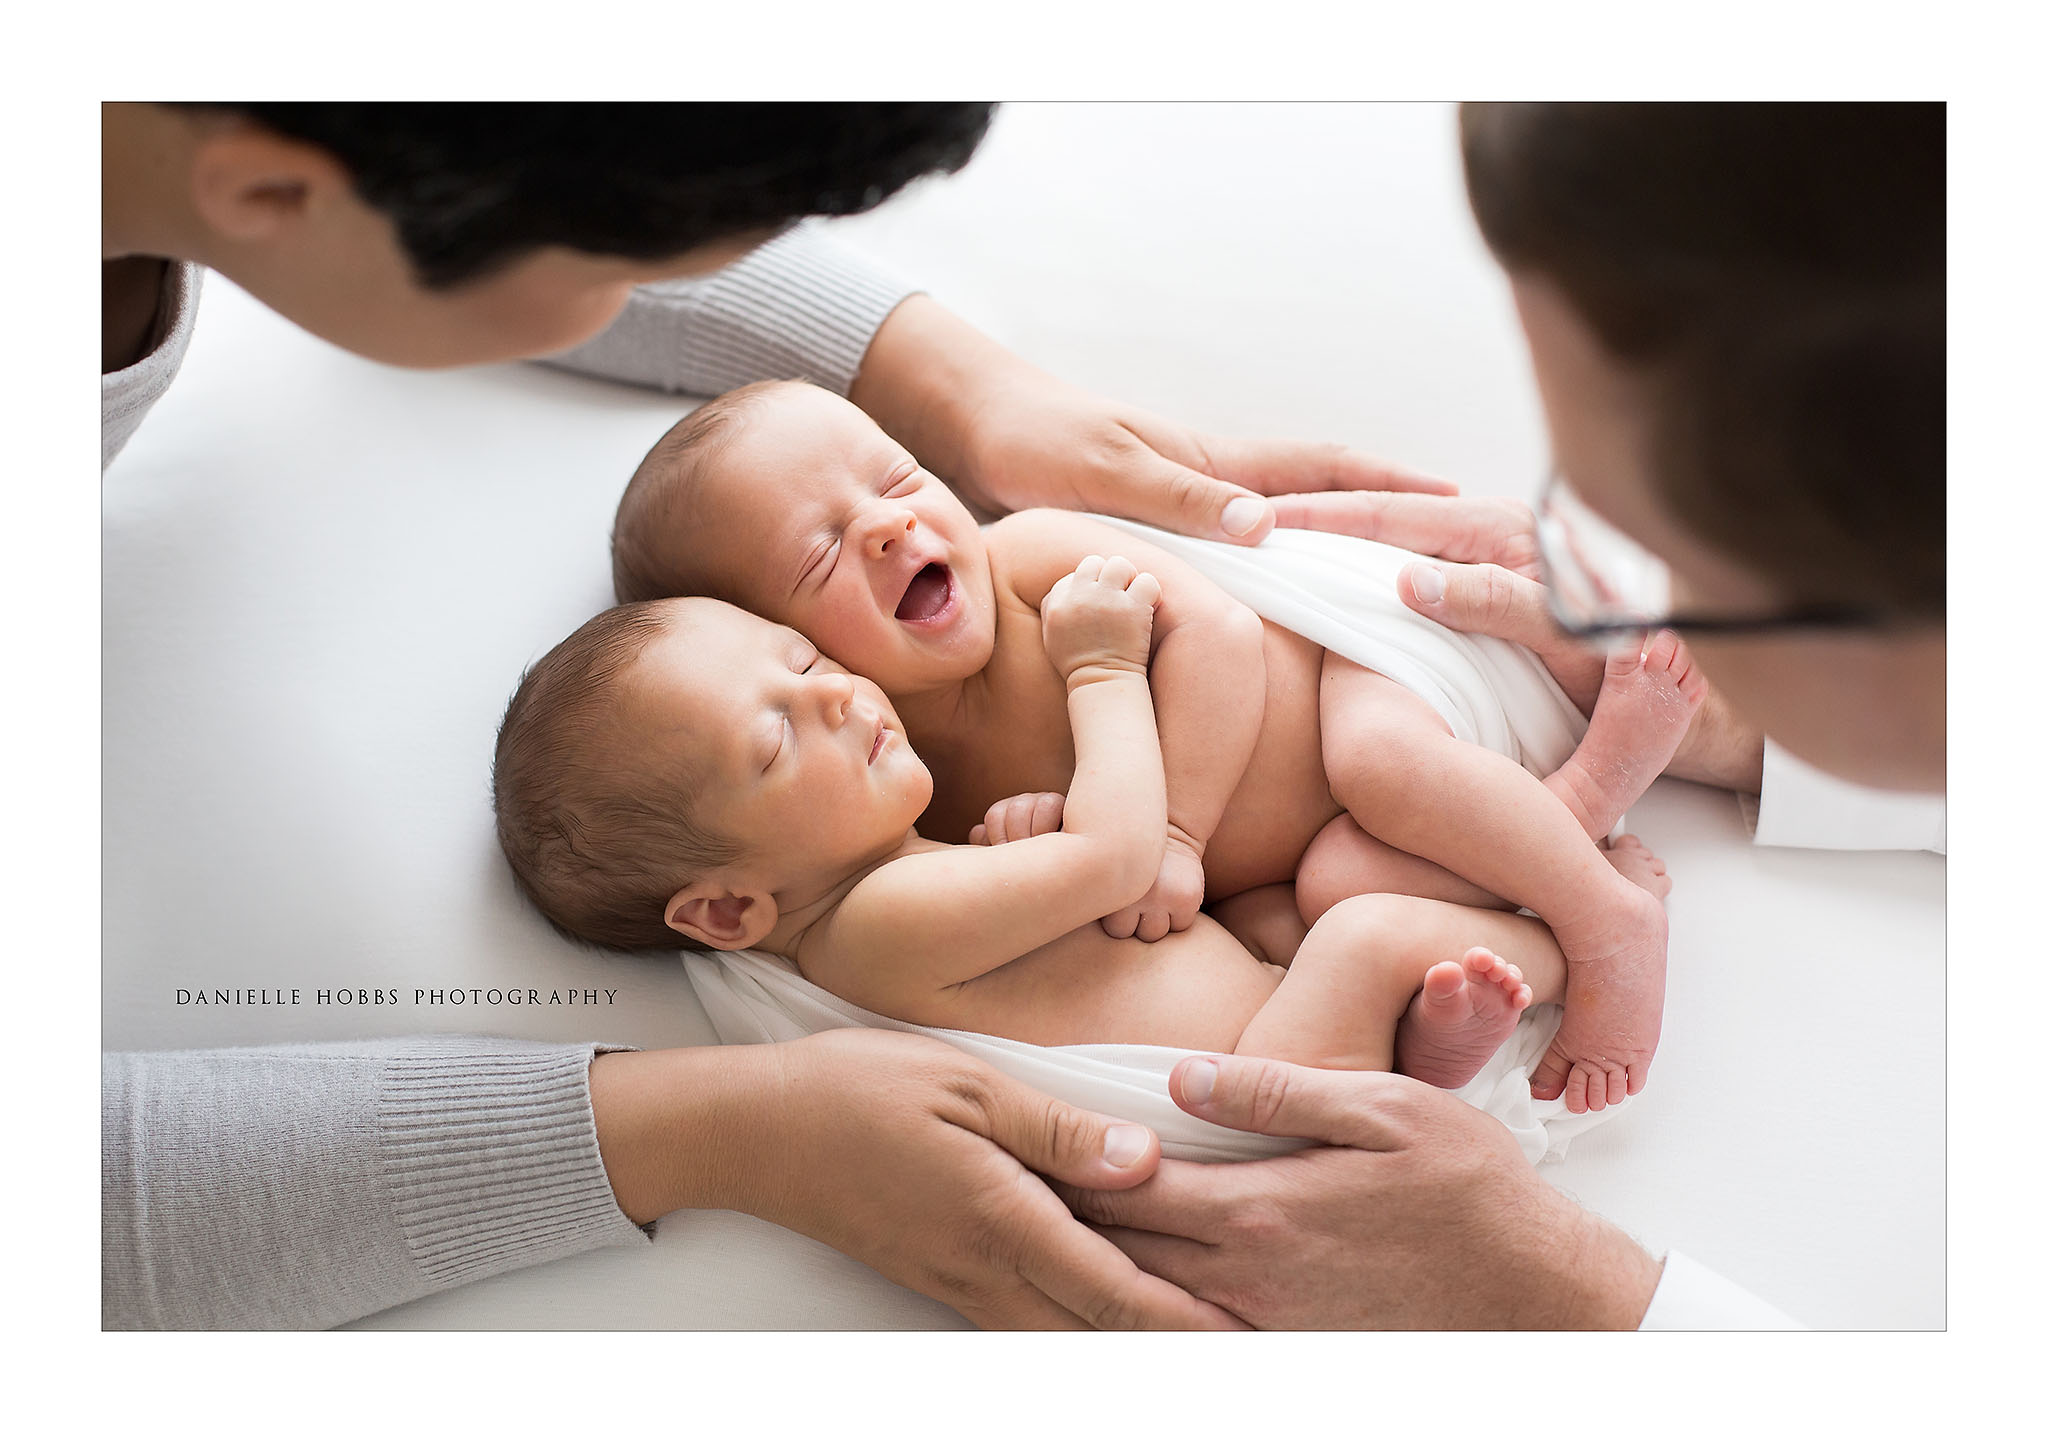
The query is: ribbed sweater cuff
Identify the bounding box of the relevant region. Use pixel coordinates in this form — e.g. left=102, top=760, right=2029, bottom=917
left=537, top=221, right=919, bottom=398
left=377, top=1038, right=646, bottom=1291
left=673, top=221, right=917, bottom=394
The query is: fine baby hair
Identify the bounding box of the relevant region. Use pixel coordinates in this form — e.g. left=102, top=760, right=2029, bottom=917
left=493, top=600, right=738, bottom=952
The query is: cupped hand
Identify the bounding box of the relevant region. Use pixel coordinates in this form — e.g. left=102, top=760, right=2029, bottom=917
left=848, top=295, right=1454, bottom=549
left=1057, top=1053, right=1662, bottom=1329
left=1393, top=542, right=1764, bottom=793
left=736, top=1029, right=1243, bottom=1330
left=963, top=373, right=1459, bottom=547
left=1270, top=490, right=1545, bottom=576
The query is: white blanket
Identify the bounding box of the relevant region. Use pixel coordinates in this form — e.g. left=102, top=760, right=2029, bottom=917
left=684, top=520, right=1623, bottom=1165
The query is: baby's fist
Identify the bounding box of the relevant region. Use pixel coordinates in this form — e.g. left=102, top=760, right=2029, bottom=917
left=1041, top=555, right=1163, bottom=684
left=1101, top=841, right=1206, bottom=942
left=969, top=791, right=1066, bottom=846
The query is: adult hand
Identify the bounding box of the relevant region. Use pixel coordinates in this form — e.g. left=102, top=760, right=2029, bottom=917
left=1270, top=489, right=1549, bottom=578
left=1059, top=1053, right=1663, bottom=1329
left=1278, top=486, right=1765, bottom=792
left=594, top=1031, right=1241, bottom=1329
left=850, top=296, right=1455, bottom=547
left=1395, top=545, right=1765, bottom=793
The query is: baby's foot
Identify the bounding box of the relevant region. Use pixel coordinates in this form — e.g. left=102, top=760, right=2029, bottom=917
left=1548, top=630, right=1709, bottom=840
left=1393, top=947, right=1533, bottom=1090
left=1534, top=876, right=1668, bottom=1114
left=1602, top=833, right=1671, bottom=901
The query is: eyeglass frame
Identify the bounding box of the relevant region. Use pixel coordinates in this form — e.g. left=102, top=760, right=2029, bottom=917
left=1531, top=468, right=1894, bottom=640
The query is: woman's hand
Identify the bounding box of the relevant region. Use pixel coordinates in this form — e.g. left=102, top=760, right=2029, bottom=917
left=1058, top=1053, right=1664, bottom=1329
left=590, top=1032, right=1242, bottom=1329
left=850, top=296, right=1455, bottom=546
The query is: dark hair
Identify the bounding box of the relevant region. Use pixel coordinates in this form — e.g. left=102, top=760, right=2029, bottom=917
left=196, top=102, right=994, bottom=289
left=493, top=600, right=739, bottom=951
left=611, top=379, right=798, bottom=604
left=1461, top=102, right=1943, bottom=618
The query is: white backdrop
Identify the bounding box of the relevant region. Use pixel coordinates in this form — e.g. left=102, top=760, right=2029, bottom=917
left=102, top=102, right=1944, bottom=1330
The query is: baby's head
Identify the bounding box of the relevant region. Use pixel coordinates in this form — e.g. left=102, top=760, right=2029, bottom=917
left=612, top=380, right=998, bottom=695
left=493, top=595, right=931, bottom=952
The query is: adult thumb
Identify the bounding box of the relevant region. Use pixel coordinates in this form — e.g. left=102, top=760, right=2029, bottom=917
left=1112, top=452, right=1275, bottom=546
left=1168, top=1054, right=1405, bottom=1150
left=975, top=1069, right=1164, bottom=1190
left=1399, top=559, right=1558, bottom=648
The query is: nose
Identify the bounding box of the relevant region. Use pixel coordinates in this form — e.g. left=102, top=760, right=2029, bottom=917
left=861, top=504, right=917, bottom=560
left=812, top=672, right=856, bottom=729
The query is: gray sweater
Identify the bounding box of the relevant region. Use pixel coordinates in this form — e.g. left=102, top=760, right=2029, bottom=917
left=101, top=224, right=917, bottom=1330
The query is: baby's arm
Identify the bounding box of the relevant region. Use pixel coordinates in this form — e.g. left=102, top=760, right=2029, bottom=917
left=799, top=557, right=1170, bottom=1011
left=992, top=509, right=1266, bottom=939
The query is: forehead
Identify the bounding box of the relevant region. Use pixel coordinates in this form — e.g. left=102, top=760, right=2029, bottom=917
left=639, top=601, right=802, bottom=686
left=697, top=389, right=901, bottom=591
left=708, top=388, right=892, bottom=507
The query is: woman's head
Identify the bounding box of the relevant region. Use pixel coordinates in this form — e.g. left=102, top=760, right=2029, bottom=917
left=1462, top=103, right=1944, bottom=787
left=129, top=103, right=995, bottom=368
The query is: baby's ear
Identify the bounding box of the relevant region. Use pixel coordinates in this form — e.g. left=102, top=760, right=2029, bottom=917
left=664, top=881, right=779, bottom=951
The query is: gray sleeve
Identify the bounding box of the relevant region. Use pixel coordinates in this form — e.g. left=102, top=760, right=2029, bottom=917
left=102, top=1036, right=647, bottom=1330
left=536, top=221, right=919, bottom=398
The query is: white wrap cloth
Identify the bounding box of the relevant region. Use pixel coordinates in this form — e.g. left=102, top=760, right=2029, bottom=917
left=683, top=520, right=1626, bottom=1164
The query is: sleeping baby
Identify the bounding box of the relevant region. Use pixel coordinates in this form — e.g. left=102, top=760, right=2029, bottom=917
left=493, top=569, right=1661, bottom=1092
left=597, top=381, right=1705, bottom=1112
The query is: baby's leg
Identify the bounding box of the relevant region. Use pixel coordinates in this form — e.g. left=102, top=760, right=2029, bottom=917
left=1296, top=813, right=1514, bottom=925
left=1208, top=883, right=1309, bottom=968
left=1234, top=893, right=1566, bottom=1085
left=1320, top=656, right=1666, bottom=1112
left=1546, top=631, right=1710, bottom=838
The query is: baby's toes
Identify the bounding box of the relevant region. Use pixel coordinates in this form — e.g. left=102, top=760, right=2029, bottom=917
left=1642, top=628, right=1684, bottom=674
left=1462, top=946, right=1501, bottom=979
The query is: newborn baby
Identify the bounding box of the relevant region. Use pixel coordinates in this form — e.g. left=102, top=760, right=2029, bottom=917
left=493, top=569, right=1657, bottom=1090
left=608, top=381, right=1706, bottom=1112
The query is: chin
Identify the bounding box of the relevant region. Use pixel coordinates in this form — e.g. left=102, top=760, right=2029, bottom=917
left=1698, top=634, right=1945, bottom=794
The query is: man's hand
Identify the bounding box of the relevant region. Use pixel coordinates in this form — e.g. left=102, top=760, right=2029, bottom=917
left=849, top=296, right=1455, bottom=548
left=1058, top=1053, right=1663, bottom=1330
left=1103, top=827, right=1206, bottom=942
left=1270, top=491, right=1546, bottom=575
left=1395, top=549, right=1764, bottom=794
left=596, top=1031, right=1241, bottom=1330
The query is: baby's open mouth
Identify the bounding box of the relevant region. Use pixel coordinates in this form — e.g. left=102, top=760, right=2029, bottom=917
left=894, top=563, right=955, bottom=624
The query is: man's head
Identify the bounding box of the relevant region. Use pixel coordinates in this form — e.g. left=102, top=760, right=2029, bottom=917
left=1461, top=103, right=1944, bottom=788
left=493, top=596, right=930, bottom=952
left=122, top=103, right=993, bottom=367
left=612, top=380, right=998, bottom=695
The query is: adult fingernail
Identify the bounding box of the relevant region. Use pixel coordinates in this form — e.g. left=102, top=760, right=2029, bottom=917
left=1409, top=563, right=1446, bottom=603
left=1220, top=497, right=1267, bottom=536
left=1181, top=1058, right=1218, bottom=1104
left=1103, top=1124, right=1150, bottom=1168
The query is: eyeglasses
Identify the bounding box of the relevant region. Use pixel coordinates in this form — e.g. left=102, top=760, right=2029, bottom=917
left=1532, top=468, right=1888, bottom=645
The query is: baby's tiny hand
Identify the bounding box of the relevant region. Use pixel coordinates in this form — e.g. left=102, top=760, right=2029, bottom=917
left=1041, top=555, right=1163, bottom=685
left=1101, top=833, right=1206, bottom=943
left=969, top=792, right=1066, bottom=846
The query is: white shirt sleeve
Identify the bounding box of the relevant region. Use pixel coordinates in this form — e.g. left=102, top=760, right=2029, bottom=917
left=1638, top=1250, right=1807, bottom=1330
left=1738, top=739, right=1945, bottom=854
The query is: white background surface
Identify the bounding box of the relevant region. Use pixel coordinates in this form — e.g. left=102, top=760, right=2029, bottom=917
left=102, top=102, right=1945, bottom=1330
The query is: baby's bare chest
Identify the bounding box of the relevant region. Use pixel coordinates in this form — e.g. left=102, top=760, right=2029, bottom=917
left=910, top=610, right=1078, bottom=844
